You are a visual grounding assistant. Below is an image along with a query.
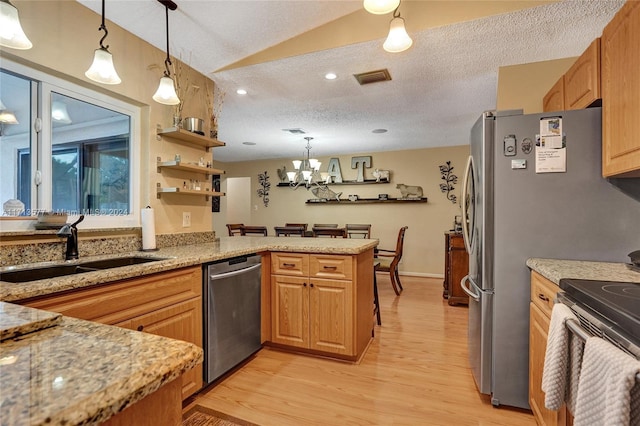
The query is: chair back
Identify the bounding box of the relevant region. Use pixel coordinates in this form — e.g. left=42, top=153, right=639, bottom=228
left=313, top=223, right=338, bottom=228
left=312, top=227, right=346, bottom=238
left=227, top=223, right=244, bottom=236
left=242, top=225, right=268, bottom=236
left=274, top=226, right=306, bottom=237
left=394, top=226, right=409, bottom=263
left=285, top=223, right=308, bottom=231
left=346, top=224, right=371, bottom=239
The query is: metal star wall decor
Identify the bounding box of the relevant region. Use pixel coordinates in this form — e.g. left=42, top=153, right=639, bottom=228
left=439, top=161, right=458, bottom=204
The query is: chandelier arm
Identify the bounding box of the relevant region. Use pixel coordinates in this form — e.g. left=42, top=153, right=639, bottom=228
left=98, top=0, right=109, bottom=49
left=392, top=3, right=401, bottom=18
left=163, top=4, right=172, bottom=76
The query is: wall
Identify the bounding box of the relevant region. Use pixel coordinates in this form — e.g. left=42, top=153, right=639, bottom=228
left=1, top=0, right=216, bottom=234
left=214, top=145, right=469, bottom=276
left=496, top=57, right=576, bottom=113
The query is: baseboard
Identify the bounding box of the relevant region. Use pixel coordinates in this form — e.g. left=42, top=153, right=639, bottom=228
left=376, top=271, right=444, bottom=279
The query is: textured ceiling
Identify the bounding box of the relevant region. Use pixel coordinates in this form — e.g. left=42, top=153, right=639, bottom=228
left=77, top=0, right=624, bottom=163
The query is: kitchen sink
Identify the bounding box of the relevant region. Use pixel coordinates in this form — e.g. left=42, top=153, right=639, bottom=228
left=0, top=257, right=164, bottom=283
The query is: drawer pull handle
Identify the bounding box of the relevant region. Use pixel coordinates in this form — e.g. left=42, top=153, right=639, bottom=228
left=323, top=266, right=337, bottom=270
left=282, top=263, right=296, bottom=268
left=310, top=283, right=314, bottom=288
left=303, top=283, right=307, bottom=287
left=137, top=325, right=144, bottom=331
left=538, top=293, right=550, bottom=302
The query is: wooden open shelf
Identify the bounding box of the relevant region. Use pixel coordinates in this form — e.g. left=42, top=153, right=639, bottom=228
left=157, top=159, right=225, bottom=176
left=277, top=179, right=390, bottom=187
left=156, top=184, right=225, bottom=200
left=157, top=127, right=225, bottom=151
left=305, top=197, right=427, bottom=205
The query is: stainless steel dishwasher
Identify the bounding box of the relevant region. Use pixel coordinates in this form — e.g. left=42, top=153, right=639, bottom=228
left=203, top=254, right=262, bottom=385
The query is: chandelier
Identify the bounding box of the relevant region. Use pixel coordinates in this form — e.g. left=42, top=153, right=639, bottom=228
left=286, top=137, right=330, bottom=190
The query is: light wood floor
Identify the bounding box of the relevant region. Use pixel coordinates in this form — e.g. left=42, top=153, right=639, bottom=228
left=186, top=275, right=536, bottom=425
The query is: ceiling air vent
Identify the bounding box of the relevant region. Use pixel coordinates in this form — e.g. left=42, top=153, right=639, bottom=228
left=282, top=128, right=306, bottom=135
left=353, top=69, right=392, bottom=85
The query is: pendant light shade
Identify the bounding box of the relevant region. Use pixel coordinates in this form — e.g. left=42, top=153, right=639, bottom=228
left=0, top=0, right=32, bottom=50
left=0, top=110, right=18, bottom=124
left=363, top=0, right=400, bottom=15
left=383, top=15, right=413, bottom=53
left=153, top=76, right=180, bottom=105
left=85, top=0, right=121, bottom=85
left=154, top=0, right=180, bottom=106
left=85, top=47, right=121, bottom=85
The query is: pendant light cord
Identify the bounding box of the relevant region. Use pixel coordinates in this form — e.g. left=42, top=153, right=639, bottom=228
left=98, top=0, right=109, bottom=50
left=163, top=4, right=172, bottom=77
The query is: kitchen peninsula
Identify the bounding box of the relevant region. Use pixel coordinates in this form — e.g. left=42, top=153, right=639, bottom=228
left=0, top=237, right=377, bottom=425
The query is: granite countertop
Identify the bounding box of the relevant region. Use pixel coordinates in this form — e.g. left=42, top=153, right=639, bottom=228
left=0, top=302, right=62, bottom=341
left=527, top=258, right=640, bottom=285
left=1, top=236, right=378, bottom=303
left=0, top=304, right=203, bottom=426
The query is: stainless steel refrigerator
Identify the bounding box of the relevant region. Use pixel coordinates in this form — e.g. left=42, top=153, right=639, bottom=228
left=459, top=107, right=640, bottom=409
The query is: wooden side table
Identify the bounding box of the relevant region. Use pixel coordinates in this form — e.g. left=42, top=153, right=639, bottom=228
left=443, top=232, right=469, bottom=306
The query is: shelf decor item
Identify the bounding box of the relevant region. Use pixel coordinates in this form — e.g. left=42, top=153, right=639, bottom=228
left=439, top=161, right=458, bottom=204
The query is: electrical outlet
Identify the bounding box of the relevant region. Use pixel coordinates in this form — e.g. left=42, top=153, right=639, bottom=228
left=182, top=212, right=191, bottom=228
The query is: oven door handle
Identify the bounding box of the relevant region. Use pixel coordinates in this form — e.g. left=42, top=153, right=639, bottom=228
left=209, top=263, right=261, bottom=281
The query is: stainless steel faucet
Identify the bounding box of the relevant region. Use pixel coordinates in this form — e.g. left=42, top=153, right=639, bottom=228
left=57, top=215, right=85, bottom=260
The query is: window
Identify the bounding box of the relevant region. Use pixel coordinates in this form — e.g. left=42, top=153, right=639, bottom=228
left=0, top=60, right=140, bottom=228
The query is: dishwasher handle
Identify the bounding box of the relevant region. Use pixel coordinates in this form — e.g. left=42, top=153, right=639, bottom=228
left=209, top=262, right=261, bottom=281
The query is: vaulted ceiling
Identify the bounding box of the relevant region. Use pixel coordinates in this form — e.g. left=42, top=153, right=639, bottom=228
left=76, top=0, right=624, bottom=162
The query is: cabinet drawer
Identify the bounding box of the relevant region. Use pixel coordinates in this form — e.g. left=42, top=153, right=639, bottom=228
left=309, top=254, right=352, bottom=280
left=449, top=234, right=465, bottom=249
left=271, top=252, right=309, bottom=276
left=530, top=271, right=560, bottom=318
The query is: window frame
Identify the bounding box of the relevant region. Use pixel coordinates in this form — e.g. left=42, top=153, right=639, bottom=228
left=1, top=58, right=141, bottom=229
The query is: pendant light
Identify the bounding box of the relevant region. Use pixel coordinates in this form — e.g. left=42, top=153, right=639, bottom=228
left=0, top=0, right=32, bottom=49
left=363, top=0, right=399, bottom=15
left=152, top=0, right=180, bottom=106
left=85, top=0, right=121, bottom=85
left=383, top=4, right=413, bottom=53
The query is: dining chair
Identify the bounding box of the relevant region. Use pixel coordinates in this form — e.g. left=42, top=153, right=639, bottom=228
left=285, top=223, right=308, bottom=232
left=312, top=227, right=347, bottom=238
left=313, top=223, right=338, bottom=228
left=274, top=226, right=306, bottom=237
left=226, top=223, right=244, bottom=236
left=241, top=225, right=268, bottom=236
left=346, top=224, right=371, bottom=239
left=375, top=226, right=408, bottom=295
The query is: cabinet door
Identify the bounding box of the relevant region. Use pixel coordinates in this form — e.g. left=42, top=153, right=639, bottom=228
left=529, top=302, right=565, bottom=426
left=125, top=298, right=203, bottom=400
left=271, top=275, right=309, bottom=348
left=543, top=76, right=565, bottom=112
left=602, top=1, right=640, bottom=177
left=309, top=278, right=353, bottom=356
left=564, top=38, right=600, bottom=110
left=447, top=234, right=469, bottom=305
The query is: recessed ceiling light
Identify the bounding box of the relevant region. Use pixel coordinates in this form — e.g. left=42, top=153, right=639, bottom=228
left=236, top=89, right=247, bottom=95
left=242, top=141, right=256, bottom=145
left=372, top=129, right=388, bottom=134
left=325, top=72, right=337, bottom=80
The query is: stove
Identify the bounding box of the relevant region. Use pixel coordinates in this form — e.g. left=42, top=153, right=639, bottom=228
left=558, top=278, right=640, bottom=358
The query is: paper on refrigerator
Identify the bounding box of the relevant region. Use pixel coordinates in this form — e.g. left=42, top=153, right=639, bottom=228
left=536, top=116, right=566, bottom=173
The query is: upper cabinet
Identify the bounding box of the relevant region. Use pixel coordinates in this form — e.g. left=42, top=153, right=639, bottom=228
left=564, top=38, right=601, bottom=110
left=602, top=1, right=640, bottom=177
left=542, top=39, right=601, bottom=112
left=543, top=75, right=565, bottom=112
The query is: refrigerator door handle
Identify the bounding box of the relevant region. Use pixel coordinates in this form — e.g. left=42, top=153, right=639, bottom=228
left=461, top=155, right=474, bottom=254
left=460, top=274, right=480, bottom=301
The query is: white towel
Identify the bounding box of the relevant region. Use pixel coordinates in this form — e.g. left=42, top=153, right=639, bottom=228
left=574, top=337, right=640, bottom=426
left=565, top=332, right=584, bottom=414
left=542, top=303, right=578, bottom=411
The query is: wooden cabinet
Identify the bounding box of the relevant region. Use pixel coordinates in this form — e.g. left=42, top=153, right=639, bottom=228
left=602, top=1, right=640, bottom=177
left=543, top=38, right=601, bottom=113
left=443, top=232, right=468, bottom=305
left=269, top=251, right=373, bottom=361
left=543, top=76, right=565, bottom=112
left=564, top=38, right=600, bottom=110
left=529, top=271, right=571, bottom=426
left=21, top=266, right=203, bottom=401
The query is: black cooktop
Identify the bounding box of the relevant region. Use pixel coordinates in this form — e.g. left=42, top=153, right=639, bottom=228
left=559, top=278, right=640, bottom=343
